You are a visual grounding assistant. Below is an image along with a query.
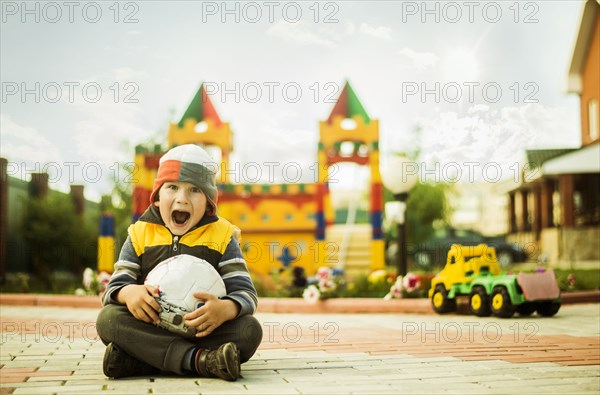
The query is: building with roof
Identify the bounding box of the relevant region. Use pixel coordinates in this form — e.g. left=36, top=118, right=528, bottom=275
left=507, top=0, right=600, bottom=267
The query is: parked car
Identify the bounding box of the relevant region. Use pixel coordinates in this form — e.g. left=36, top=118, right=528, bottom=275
left=410, top=227, right=528, bottom=269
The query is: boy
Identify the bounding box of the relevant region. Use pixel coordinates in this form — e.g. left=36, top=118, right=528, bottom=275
left=96, top=144, right=262, bottom=381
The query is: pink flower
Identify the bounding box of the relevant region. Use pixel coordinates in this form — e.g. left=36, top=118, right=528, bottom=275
left=319, top=279, right=336, bottom=292
left=402, top=273, right=421, bottom=293
left=98, top=272, right=111, bottom=292
left=384, top=277, right=404, bottom=300
left=317, top=267, right=331, bottom=282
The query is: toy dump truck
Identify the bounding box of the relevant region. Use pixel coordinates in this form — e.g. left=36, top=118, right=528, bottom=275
left=428, top=244, right=561, bottom=318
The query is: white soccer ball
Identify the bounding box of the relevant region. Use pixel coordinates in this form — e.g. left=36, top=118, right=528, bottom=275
left=144, top=254, right=226, bottom=312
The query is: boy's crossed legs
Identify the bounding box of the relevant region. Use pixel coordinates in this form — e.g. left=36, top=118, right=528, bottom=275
left=96, top=304, right=262, bottom=381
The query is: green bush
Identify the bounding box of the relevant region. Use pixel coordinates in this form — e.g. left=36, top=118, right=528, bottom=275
left=0, top=271, right=81, bottom=294
left=341, top=274, right=392, bottom=298
left=250, top=271, right=294, bottom=298
left=21, top=194, right=98, bottom=283
left=554, top=269, right=600, bottom=292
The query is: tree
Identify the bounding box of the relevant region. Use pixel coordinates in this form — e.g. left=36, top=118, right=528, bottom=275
left=406, top=182, right=452, bottom=245
left=22, top=193, right=98, bottom=283
left=383, top=181, right=454, bottom=268
left=382, top=124, right=454, bottom=267
left=384, top=182, right=452, bottom=243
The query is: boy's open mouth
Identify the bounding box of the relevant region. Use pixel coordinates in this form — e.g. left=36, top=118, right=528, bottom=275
left=172, top=210, right=190, bottom=225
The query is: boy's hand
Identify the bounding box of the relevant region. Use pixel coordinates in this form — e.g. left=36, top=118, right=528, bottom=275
left=183, top=292, right=240, bottom=338
left=118, top=284, right=162, bottom=325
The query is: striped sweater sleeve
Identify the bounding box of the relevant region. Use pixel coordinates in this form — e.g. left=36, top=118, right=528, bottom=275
left=218, top=237, right=258, bottom=317
left=101, top=236, right=141, bottom=306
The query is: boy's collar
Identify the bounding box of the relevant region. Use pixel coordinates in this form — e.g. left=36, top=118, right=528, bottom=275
left=140, top=205, right=219, bottom=232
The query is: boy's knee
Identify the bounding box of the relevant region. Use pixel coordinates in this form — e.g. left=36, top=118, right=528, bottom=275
left=96, top=304, right=127, bottom=344
left=236, top=315, right=262, bottom=362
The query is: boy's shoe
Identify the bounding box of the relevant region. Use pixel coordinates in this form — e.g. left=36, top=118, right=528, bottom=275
left=195, top=342, right=241, bottom=381
left=103, top=342, right=159, bottom=378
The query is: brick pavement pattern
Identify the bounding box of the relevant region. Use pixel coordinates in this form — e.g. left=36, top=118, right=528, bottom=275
left=1, top=304, right=599, bottom=394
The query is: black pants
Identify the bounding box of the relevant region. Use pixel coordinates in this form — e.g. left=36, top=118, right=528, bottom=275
left=96, top=304, right=263, bottom=375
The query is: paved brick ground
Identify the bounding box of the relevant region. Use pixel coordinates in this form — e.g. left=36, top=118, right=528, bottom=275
left=1, top=304, right=599, bottom=394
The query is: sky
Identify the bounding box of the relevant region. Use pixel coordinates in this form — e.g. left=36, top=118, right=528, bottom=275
left=0, top=0, right=585, bottom=201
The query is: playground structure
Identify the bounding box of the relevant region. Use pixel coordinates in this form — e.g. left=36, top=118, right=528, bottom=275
left=120, top=81, right=385, bottom=277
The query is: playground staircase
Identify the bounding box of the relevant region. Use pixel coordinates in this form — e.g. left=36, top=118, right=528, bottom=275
left=326, top=224, right=372, bottom=279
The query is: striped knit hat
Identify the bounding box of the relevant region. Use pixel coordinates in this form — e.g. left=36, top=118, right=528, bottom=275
left=150, top=144, right=219, bottom=216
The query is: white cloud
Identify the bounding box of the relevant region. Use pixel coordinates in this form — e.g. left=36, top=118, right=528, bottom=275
left=358, top=22, right=392, bottom=40
left=417, top=104, right=579, bottom=182
left=71, top=101, right=146, bottom=164
left=344, top=21, right=356, bottom=35
left=103, top=31, right=149, bottom=53
left=278, top=20, right=391, bottom=45
left=398, top=48, right=439, bottom=71
left=0, top=113, right=70, bottom=192
left=0, top=68, right=150, bottom=197
left=69, top=67, right=148, bottom=88
left=468, top=104, right=490, bottom=114
left=266, top=20, right=335, bottom=47
left=112, top=67, right=148, bottom=82
left=0, top=113, right=62, bottom=165
left=43, top=67, right=150, bottom=191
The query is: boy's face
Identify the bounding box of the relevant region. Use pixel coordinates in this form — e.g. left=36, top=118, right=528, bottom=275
left=154, top=181, right=207, bottom=236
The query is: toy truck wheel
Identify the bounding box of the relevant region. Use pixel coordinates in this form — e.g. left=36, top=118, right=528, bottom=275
left=469, top=286, right=492, bottom=316
left=490, top=287, right=516, bottom=318
left=431, top=285, right=456, bottom=314
left=516, top=302, right=536, bottom=317
left=536, top=301, right=561, bottom=317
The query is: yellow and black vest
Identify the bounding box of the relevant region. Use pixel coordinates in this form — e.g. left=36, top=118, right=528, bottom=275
left=128, top=206, right=234, bottom=281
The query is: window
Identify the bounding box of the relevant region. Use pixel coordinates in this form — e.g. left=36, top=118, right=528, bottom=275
left=341, top=118, right=357, bottom=130
left=340, top=141, right=355, bottom=157
left=589, top=99, right=599, bottom=141
left=194, top=121, right=208, bottom=133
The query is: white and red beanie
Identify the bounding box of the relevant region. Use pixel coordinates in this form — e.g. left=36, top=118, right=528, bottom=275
left=150, top=144, right=219, bottom=216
